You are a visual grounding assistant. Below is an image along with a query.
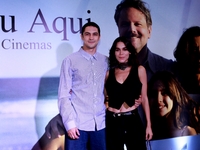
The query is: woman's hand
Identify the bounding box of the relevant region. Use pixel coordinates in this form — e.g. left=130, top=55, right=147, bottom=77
left=134, top=95, right=142, bottom=108
left=146, top=126, right=153, bottom=140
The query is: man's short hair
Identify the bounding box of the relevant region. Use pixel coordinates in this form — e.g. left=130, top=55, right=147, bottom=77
left=114, top=0, right=152, bottom=27
left=81, top=22, right=101, bottom=35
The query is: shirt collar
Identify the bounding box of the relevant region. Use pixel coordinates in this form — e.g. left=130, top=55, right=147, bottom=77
left=79, top=47, right=98, bottom=60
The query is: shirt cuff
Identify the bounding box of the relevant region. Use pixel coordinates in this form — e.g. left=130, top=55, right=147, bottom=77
left=64, top=120, right=76, bottom=131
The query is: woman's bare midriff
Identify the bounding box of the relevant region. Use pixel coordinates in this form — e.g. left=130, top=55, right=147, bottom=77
left=107, top=102, right=137, bottom=113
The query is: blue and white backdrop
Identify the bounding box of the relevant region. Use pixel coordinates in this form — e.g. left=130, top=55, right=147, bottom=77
left=1, top=0, right=200, bottom=149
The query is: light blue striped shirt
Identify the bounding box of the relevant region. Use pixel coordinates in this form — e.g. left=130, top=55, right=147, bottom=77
left=58, top=48, right=108, bottom=131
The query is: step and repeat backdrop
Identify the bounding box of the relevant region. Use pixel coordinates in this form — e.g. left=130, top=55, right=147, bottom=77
left=1, top=0, right=200, bottom=149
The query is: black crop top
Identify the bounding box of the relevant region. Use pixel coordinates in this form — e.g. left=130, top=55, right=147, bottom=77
left=105, top=67, right=142, bottom=109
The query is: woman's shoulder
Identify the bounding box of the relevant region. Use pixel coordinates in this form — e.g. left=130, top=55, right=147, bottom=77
left=137, top=65, right=146, bottom=77
left=182, top=126, right=197, bottom=136
left=138, top=65, right=145, bottom=71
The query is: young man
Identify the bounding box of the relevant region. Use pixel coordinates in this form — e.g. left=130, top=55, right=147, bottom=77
left=32, top=22, right=108, bottom=150
left=58, top=22, right=107, bottom=150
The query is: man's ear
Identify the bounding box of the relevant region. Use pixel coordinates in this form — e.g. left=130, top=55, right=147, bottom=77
left=148, top=25, right=152, bottom=39
left=80, top=34, right=83, bottom=40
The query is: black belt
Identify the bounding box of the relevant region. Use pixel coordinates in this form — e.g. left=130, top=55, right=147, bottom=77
left=107, top=109, right=137, bottom=117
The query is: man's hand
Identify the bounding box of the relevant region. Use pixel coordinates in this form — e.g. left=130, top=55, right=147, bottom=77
left=45, top=114, right=65, bottom=139
left=134, top=95, right=142, bottom=108
left=67, top=127, right=80, bottom=139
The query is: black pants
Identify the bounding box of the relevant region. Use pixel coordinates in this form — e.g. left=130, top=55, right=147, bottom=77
left=106, top=109, right=146, bottom=150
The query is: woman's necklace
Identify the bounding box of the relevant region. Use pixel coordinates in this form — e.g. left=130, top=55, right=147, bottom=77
left=117, top=63, right=129, bottom=70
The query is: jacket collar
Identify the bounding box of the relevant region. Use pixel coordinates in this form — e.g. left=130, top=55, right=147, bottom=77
left=137, top=44, right=157, bottom=73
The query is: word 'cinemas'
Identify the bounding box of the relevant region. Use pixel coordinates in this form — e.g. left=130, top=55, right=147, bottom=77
left=0, top=9, right=91, bottom=50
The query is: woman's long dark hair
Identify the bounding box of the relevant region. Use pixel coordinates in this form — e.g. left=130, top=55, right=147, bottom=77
left=174, top=26, right=200, bottom=65
left=173, top=26, right=200, bottom=93
left=148, top=71, right=200, bottom=132
left=109, top=36, right=139, bottom=69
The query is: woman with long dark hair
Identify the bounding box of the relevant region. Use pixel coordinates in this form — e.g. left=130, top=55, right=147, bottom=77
left=148, top=71, right=200, bottom=140
left=105, top=36, right=152, bottom=150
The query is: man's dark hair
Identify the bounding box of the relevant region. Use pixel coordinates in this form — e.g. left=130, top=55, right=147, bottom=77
left=81, top=22, right=101, bottom=35
left=114, top=0, right=152, bottom=27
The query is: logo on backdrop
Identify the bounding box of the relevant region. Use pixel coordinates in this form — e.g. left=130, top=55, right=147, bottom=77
left=0, top=9, right=91, bottom=50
